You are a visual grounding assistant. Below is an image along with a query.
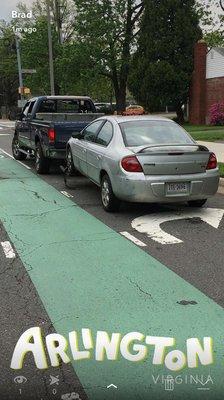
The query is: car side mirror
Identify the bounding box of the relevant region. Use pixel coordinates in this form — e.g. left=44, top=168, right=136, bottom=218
left=72, top=132, right=83, bottom=139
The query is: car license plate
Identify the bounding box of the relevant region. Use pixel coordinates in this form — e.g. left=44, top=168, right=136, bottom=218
left=167, top=182, right=189, bottom=194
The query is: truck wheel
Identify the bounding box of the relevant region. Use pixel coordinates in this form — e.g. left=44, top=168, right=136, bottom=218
left=35, top=142, right=50, bottom=174
left=188, top=199, right=207, bottom=207
left=12, top=136, right=27, bottom=161
left=101, top=174, right=120, bottom=212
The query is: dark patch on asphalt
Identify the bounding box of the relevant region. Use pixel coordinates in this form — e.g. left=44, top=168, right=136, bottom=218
left=0, top=221, right=88, bottom=400
left=187, top=217, right=203, bottom=224
left=177, top=300, right=198, bottom=306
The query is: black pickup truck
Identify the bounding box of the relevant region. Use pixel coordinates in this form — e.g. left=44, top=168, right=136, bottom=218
left=12, top=96, right=103, bottom=174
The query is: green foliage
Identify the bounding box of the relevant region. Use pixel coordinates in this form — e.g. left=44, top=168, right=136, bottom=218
left=129, top=0, right=202, bottom=118
left=0, top=23, right=18, bottom=110
left=218, top=163, right=224, bottom=177
left=20, top=18, right=60, bottom=95
left=74, top=0, right=144, bottom=110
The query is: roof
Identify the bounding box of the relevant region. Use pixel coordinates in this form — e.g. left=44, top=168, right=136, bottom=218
left=208, top=47, right=224, bottom=57
left=30, top=95, right=92, bottom=101
left=100, top=115, right=173, bottom=123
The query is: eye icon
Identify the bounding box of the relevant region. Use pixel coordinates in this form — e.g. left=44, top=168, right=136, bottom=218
left=14, top=376, right=27, bottom=384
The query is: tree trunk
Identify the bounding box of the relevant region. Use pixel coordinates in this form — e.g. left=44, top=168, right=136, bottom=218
left=115, top=88, right=126, bottom=114
left=176, top=103, right=185, bottom=124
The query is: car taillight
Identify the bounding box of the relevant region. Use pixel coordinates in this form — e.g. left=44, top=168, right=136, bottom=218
left=206, top=153, right=217, bottom=170
left=48, top=128, right=55, bottom=142
left=121, top=156, right=143, bottom=172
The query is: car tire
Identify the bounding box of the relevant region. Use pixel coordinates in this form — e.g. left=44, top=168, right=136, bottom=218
left=12, top=136, right=27, bottom=161
left=66, top=147, right=80, bottom=176
left=188, top=199, right=207, bottom=207
left=101, top=174, right=120, bottom=212
left=35, top=142, right=50, bottom=174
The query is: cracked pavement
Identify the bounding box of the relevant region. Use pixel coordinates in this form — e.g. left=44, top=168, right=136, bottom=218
left=1, top=130, right=224, bottom=399
left=0, top=223, right=87, bottom=400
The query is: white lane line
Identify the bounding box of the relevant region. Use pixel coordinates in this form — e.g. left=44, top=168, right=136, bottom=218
left=120, top=231, right=147, bottom=247
left=0, top=147, right=31, bottom=170
left=1, top=241, right=16, bottom=258
left=132, top=208, right=224, bottom=245
left=61, top=190, right=73, bottom=198
left=0, top=134, right=11, bottom=136
left=0, top=124, right=15, bottom=128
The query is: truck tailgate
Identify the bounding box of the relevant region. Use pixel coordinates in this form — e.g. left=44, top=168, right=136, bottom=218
left=53, top=121, right=87, bottom=149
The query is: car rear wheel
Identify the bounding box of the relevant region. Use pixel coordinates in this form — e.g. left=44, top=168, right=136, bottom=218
left=101, top=174, right=120, bottom=212
left=188, top=199, right=207, bottom=207
left=12, top=136, right=27, bottom=160
left=35, top=142, right=50, bottom=174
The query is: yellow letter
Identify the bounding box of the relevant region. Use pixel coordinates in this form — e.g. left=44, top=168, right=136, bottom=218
left=69, top=329, right=92, bottom=361
left=187, top=337, right=213, bottom=368
left=146, top=336, right=174, bottom=364
left=46, top=333, right=70, bottom=367
left=120, top=332, right=147, bottom=362
left=10, top=327, right=48, bottom=369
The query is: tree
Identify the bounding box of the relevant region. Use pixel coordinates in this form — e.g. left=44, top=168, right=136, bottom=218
left=0, top=22, right=18, bottom=113
left=129, top=0, right=202, bottom=122
left=197, top=0, right=224, bottom=46
left=8, top=1, right=113, bottom=99
left=74, top=0, right=144, bottom=112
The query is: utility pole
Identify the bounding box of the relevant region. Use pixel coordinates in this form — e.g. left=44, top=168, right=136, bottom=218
left=15, top=36, right=24, bottom=102
left=55, top=0, right=62, bottom=44
left=47, top=0, right=55, bottom=95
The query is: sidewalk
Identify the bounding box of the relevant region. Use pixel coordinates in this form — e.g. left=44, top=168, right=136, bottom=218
left=0, top=120, right=15, bottom=128
left=198, top=141, right=224, bottom=163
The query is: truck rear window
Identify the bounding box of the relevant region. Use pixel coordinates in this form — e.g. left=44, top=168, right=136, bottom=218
left=38, top=99, right=95, bottom=113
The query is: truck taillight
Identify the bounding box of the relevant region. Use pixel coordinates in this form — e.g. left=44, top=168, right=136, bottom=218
left=121, top=156, right=143, bottom=172
left=206, top=153, right=217, bottom=170
left=48, top=128, right=55, bottom=142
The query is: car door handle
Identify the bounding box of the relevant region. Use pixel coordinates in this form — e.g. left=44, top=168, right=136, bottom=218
left=97, top=155, right=102, bottom=160
left=82, top=148, right=87, bottom=153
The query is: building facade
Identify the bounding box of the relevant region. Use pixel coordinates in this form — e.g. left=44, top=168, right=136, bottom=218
left=189, top=41, right=224, bottom=125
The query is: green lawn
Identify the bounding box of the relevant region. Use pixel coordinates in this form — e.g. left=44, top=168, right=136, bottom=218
left=183, top=124, right=224, bottom=142
left=218, top=163, right=224, bottom=178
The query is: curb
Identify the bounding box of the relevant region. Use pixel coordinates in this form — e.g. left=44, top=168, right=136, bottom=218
left=219, top=178, right=224, bottom=188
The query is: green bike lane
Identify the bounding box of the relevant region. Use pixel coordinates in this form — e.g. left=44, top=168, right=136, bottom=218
left=1, top=152, right=224, bottom=399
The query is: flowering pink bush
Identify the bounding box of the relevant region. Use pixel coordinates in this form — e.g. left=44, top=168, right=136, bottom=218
left=209, top=103, right=224, bottom=126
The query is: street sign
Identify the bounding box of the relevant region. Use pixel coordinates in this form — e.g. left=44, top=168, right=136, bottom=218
left=24, top=87, right=30, bottom=94
left=132, top=208, right=224, bottom=245
left=18, top=99, right=27, bottom=108
left=21, top=69, right=37, bottom=74
left=18, top=87, right=30, bottom=95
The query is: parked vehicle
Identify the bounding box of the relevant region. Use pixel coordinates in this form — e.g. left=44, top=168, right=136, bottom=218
left=94, top=102, right=114, bottom=114
left=122, top=105, right=145, bottom=116
left=12, top=96, right=103, bottom=174
left=66, top=115, right=219, bottom=212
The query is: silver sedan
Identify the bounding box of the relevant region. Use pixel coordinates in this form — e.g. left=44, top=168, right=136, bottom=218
left=66, top=116, right=219, bottom=212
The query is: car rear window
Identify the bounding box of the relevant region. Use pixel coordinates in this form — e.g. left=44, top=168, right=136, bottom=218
left=119, top=120, right=194, bottom=147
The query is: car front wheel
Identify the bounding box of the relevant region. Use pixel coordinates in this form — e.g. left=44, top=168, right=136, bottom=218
left=188, top=199, right=207, bottom=207
left=101, top=174, right=120, bottom=212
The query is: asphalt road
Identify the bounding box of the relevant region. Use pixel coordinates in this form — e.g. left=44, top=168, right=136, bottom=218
left=0, top=222, right=87, bottom=400
left=0, top=127, right=223, bottom=307
left=1, top=125, right=224, bottom=399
